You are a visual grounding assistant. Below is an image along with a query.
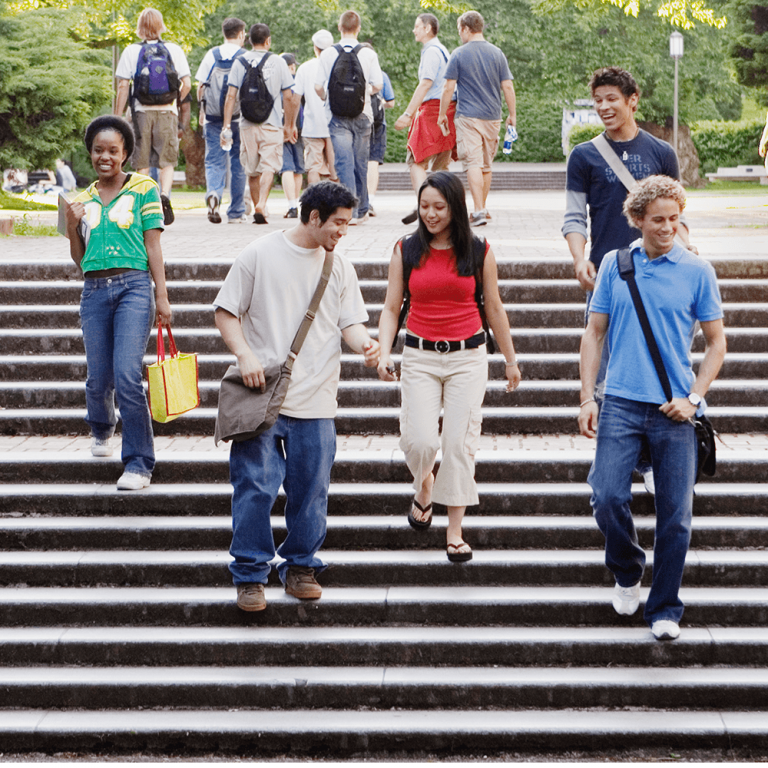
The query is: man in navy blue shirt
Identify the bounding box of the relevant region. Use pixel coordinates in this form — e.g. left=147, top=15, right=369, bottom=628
left=578, top=175, right=725, bottom=642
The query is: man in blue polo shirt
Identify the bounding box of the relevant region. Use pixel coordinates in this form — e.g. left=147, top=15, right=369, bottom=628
left=578, top=175, right=725, bottom=642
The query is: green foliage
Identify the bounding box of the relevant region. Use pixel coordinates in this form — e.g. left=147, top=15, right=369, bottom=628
left=11, top=216, right=59, bottom=236
left=568, top=122, right=604, bottom=151
left=0, top=190, right=57, bottom=211
left=727, top=0, right=768, bottom=101
left=690, top=117, right=764, bottom=171
left=0, top=8, right=113, bottom=170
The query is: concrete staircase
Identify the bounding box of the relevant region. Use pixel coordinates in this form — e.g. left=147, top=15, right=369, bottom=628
left=1, top=252, right=768, bottom=756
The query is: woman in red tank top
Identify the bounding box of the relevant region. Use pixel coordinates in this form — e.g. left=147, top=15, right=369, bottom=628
left=377, top=171, right=521, bottom=561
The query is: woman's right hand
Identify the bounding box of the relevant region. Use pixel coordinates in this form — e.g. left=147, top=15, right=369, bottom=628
left=377, top=357, right=398, bottom=382
left=64, top=200, right=85, bottom=232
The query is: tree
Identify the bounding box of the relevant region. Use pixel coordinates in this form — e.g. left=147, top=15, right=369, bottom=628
left=0, top=7, right=113, bottom=170
left=728, top=0, right=768, bottom=102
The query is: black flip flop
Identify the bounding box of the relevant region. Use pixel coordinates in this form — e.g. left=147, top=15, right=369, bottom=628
left=407, top=499, right=432, bottom=530
left=447, top=541, right=473, bottom=562
left=253, top=212, right=267, bottom=225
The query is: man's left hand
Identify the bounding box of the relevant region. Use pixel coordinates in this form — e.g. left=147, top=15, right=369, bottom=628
left=362, top=339, right=381, bottom=368
left=660, top=398, right=697, bottom=422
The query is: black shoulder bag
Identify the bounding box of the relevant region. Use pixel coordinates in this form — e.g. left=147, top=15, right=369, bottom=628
left=616, top=247, right=716, bottom=482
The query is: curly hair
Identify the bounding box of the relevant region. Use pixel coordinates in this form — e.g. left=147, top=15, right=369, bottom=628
left=623, top=175, right=686, bottom=224
left=84, top=115, right=135, bottom=159
left=589, top=67, right=639, bottom=99
left=299, top=181, right=358, bottom=224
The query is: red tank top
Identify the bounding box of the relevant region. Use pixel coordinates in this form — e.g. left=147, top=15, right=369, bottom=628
left=405, top=244, right=486, bottom=341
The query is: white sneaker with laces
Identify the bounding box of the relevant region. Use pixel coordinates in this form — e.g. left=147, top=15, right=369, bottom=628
left=612, top=581, right=641, bottom=615
left=643, top=469, right=656, bottom=495
left=117, top=472, right=151, bottom=491
left=651, top=619, right=680, bottom=641
left=91, top=437, right=113, bottom=457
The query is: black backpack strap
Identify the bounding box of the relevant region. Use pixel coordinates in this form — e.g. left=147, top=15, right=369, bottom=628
left=394, top=235, right=416, bottom=350
left=617, top=247, right=673, bottom=403
left=471, top=236, right=496, bottom=354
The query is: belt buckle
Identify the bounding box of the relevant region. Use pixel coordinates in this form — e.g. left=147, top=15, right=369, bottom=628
left=435, top=340, right=450, bottom=354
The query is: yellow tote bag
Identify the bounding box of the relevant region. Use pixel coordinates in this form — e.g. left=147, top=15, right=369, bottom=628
left=147, top=322, right=199, bottom=423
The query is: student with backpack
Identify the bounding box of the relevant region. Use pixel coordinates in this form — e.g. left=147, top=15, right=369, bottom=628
left=195, top=18, right=248, bottom=224
left=314, top=10, right=383, bottom=224
left=222, top=23, right=298, bottom=224
left=114, top=8, right=191, bottom=226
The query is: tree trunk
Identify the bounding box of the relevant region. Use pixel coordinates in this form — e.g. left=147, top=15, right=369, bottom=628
left=638, top=121, right=704, bottom=188
left=180, top=126, right=205, bottom=188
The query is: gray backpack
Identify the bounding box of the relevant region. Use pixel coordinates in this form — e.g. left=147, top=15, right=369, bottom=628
left=202, top=46, right=246, bottom=122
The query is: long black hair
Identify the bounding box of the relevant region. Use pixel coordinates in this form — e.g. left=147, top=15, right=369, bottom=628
left=406, top=171, right=480, bottom=277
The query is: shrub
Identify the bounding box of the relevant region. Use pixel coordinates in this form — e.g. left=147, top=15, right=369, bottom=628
left=691, top=119, right=764, bottom=174
left=567, top=123, right=604, bottom=153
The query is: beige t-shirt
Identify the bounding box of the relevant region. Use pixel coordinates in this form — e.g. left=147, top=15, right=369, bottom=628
left=213, top=230, right=368, bottom=419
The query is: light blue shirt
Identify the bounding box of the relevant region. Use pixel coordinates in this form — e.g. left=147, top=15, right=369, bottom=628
left=590, top=240, right=723, bottom=406
left=419, top=37, right=452, bottom=102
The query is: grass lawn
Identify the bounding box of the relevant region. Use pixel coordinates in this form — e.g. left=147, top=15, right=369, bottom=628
left=688, top=179, right=768, bottom=195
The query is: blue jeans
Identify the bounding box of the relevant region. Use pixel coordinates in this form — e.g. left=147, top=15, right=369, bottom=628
left=79, top=270, right=155, bottom=477
left=329, top=114, right=371, bottom=218
left=228, top=415, right=336, bottom=585
left=588, top=395, right=696, bottom=626
left=204, top=121, right=246, bottom=220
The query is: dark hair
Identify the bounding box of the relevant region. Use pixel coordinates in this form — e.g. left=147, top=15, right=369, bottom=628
left=84, top=115, right=135, bottom=159
left=299, top=181, right=358, bottom=224
left=222, top=17, right=245, bottom=39
left=589, top=67, right=639, bottom=99
left=417, top=13, right=439, bottom=35
left=249, top=23, right=270, bottom=46
left=281, top=52, right=296, bottom=67
left=406, top=171, right=477, bottom=277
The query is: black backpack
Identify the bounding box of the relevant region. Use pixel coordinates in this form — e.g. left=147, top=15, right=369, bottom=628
left=395, top=233, right=496, bottom=353
left=203, top=47, right=246, bottom=121
left=239, top=52, right=275, bottom=124
left=133, top=41, right=180, bottom=106
left=371, top=92, right=384, bottom=129
left=327, top=44, right=366, bottom=118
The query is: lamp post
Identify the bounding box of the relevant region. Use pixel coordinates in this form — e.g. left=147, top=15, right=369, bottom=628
left=669, top=31, right=684, bottom=158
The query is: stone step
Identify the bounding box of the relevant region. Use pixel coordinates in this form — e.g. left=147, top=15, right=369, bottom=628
left=4, top=352, right=768, bottom=383
left=1, top=708, right=764, bottom=754
left=1, top=665, right=766, bottom=711
left=0, top=585, right=766, bottom=627
left=0, top=549, right=765, bottom=588
left=3, top=405, right=767, bottom=437
left=1, top=379, right=766, bottom=410
left=2, top=515, right=765, bottom=552
left=2, top=625, right=764, bottom=667
left=4, top=450, right=768, bottom=485
left=4, top=481, right=767, bottom=517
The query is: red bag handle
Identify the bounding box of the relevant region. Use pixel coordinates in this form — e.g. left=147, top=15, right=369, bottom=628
left=156, top=321, right=179, bottom=363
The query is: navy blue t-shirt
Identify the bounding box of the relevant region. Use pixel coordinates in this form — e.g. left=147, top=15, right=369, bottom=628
left=564, top=130, right=679, bottom=271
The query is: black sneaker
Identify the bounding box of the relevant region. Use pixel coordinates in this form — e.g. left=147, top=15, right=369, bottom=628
left=401, top=209, right=418, bottom=225
left=206, top=194, right=221, bottom=224
left=284, top=207, right=298, bottom=219
left=160, top=194, right=174, bottom=226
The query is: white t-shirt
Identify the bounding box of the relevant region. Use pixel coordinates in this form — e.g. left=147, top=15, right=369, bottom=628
left=116, top=40, right=191, bottom=115
left=227, top=50, right=294, bottom=129
left=315, top=41, right=383, bottom=123
left=195, top=42, right=244, bottom=82
left=213, top=230, right=368, bottom=419
left=293, top=58, right=331, bottom=138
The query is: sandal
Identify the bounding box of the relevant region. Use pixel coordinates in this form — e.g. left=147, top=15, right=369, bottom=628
left=447, top=541, right=473, bottom=563
left=407, top=499, right=433, bottom=530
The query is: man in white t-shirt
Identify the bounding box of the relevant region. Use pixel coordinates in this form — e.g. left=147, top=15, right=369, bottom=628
left=214, top=181, right=381, bottom=612
left=115, top=7, right=191, bottom=225
left=294, top=29, right=338, bottom=186
left=222, top=23, right=299, bottom=224
left=195, top=17, right=248, bottom=224
left=314, top=10, right=383, bottom=223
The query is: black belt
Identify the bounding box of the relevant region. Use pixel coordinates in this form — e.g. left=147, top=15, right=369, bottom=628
left=405, top=332, right=486, bottom=354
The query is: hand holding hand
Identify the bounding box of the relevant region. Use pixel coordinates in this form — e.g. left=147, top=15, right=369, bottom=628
left=362, top=339, right=380, bottom=368
left=377, top=356, right=397, bottom=382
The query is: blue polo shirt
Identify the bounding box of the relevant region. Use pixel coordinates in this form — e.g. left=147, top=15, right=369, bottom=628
left=590, top=240, right=723, bottom=405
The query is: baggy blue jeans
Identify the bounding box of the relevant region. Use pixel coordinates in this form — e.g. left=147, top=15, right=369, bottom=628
left=204, top=120, right=246, bottom=220
left=329, top=113, right=371, bottom=218
left=588, top=395, right=696, bottom=626
left=228, top=415, right=336, bottom=585
left=79, top=270, right=155, bottom=477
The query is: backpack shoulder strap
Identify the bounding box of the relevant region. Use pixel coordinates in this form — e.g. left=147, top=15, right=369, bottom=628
left=616, top=245, right=635, bottom=281
left=255, top=51, right=272, bottom=72
left=212, top=47, right=223, bottom=64
left=394, top=235, right=418, bottom=350
left=471, top=236, right=496, bottom=353
left=351, top=44, right=362, bottom=55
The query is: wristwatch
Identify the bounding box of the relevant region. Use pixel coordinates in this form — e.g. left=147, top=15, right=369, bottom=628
left=687, top=393, right=702, bottom=407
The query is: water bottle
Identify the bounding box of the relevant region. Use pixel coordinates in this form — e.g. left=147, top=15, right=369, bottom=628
left=221, top=128, right=233, bottom=152
left=502, top=125, right=518, bottom=155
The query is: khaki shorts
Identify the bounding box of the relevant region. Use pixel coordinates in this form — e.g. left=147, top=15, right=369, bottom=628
left=455, top=116, right=501, bottom=173
left=304, top=137, right=335, bottom=178
left=132, top=110, right=179, bottom=170
left=239, top=121, right=283, bottom=176
left=406, top=148, right=452, bottom=172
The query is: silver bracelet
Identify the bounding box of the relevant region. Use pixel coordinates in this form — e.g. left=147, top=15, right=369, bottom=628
left=580, top=397, right=596, bottom=408
left=505, top=360, right=518, bottom=366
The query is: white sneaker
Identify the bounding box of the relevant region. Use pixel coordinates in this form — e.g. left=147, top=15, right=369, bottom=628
left=651, top=619, right=681, bottom=641
left=91, top=437, right=113, bottom=457
left=117, top=472, right=151, bottom=491
left=643, top=469, right=656, bottom=495
left=227, top=215, right=249, bottom=224
left=612, top=581, right=641, bottom=615
left=469, top=210, right=487, bottom=227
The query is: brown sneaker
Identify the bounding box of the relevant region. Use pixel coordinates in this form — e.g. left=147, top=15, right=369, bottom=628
left=236, top=582, right=266, bottom=612
left=284, top=566, right=322, bottom=600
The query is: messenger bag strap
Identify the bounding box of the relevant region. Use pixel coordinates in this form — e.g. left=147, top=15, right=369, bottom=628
left=285, top=250, right=335, bottom=372
left=591, top=133, right=638, bottom=193
left=617, top=247, right=673, bottom=403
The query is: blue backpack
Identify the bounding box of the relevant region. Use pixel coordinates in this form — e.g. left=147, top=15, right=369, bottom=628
left=133, top=40, right=180, bottom=106
left=203, top=47, right=246, bottom=122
